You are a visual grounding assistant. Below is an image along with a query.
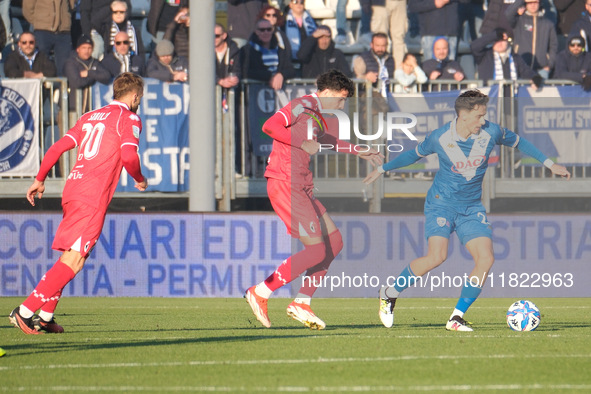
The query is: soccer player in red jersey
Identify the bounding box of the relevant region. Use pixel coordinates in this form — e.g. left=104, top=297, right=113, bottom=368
left=9, top=72, right=148, bottom=335
left=246, top=69, right=383, bottom=329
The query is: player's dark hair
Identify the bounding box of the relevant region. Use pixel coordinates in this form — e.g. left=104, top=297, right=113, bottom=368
left=316, top=69, right=354, bottom=97
left=454, top=89, right=489, bottom=115
left=113, top=72, right=144, bottom=100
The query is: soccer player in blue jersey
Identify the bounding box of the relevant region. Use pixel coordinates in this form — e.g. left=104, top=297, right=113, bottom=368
left=363, top=89, right=571, bottom=331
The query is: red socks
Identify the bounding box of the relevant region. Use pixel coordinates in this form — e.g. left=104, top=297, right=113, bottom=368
left=22, top=260, right=76, bottom=313
left=299, top=230, right=343, bottom=297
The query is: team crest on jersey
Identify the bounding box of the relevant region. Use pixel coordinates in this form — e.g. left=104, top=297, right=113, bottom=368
left=309, top=221, right=316, bottom=234
left=129, top=114, right=140, bottom=121
left=84, top=241, right=91, bottom=253
left=437, top=217, right=447, bottom=227
left=0, top=87, right=36, bottom=174
left=132, top=125, right=140, bottom=138
left=301, top=107, right=328, bottom=138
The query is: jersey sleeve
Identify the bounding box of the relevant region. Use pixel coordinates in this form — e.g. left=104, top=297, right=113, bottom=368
left=416, top=131, right=438, bottom=157
left=119, top=111, right=142, bottom=148
left=498, top=126, right=519, bottom=148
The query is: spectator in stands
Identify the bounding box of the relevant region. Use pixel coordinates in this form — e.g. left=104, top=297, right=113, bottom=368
left=23, top=0, right=74, bottom=76
left=481, top=0, right=556, bottom=36
left=570, top=0, right=591, bottom=52
left=4, top=32, right=57, bottom=78
left=471, top=28, right=542, bottom=87
left=1, top=0, right=11, bottom=48
left=555, top=1, right=585, bottom=52
left=283, top=0, right=317, bottom=76
left=148, top=0, right=188, bottom=47
left=164, top=6, right=189, bottom=59
left=0, top=10, right=6, bottom=57
left=409, top=0, right=466, bottom=62
left=80, top=0, right=132, bottom=60
left=353, top=33, right=395, bottom=98
left=553, top=34, right=591, bottom=89
left=357, top=0, right=374, bottom=49
left=422, top=36, right=466, bottom=82
left=459, top=0, right=485, bottom=42
left=393, top=52, right=427, bottom=93
left=146, top=39, right=189, bottom=83
left=506, top=0, right=558, bottom=79
left=297, top=25, right=351, bottom=78
left=215, top=23, right=241, bottom=88
left=367, top=0, right=408, bottom=68
left=63, top=35, right=111, bottom=112
left=101, top=31, right=145, bottom=78
left=227, top=0, right=266, bottom=48
left=102, top=1, right=144, bottom=57
left=335, top=0, right=349, bottom=45
left=241, top=19, right=295, bottom=90
left=257, top=4, right=291, bottom=56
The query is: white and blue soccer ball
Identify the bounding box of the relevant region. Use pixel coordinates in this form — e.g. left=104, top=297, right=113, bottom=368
left=506, top=300, right=541, bottom=332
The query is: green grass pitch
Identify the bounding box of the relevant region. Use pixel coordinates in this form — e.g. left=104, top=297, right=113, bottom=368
left=1, top=297, right=590, bottom=392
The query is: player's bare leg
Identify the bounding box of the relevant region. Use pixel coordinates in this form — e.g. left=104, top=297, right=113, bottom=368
left=447, top=237, right=494, bottom=331
left=379, top=237, right=449, bottom=327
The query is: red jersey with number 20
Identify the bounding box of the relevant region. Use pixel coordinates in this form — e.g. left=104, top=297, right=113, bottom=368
left=62, top=101, right=142, bottom=209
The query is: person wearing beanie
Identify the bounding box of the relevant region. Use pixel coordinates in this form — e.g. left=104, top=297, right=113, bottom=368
left=554, top=34, right=591, bottom=89
left=145, top=39, right=189, bottom=82
left=63, top=34, right=111, bottom=112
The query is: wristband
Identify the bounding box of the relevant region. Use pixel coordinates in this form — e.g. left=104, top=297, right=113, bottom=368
left=377, top=165, right=385, bottom=174
left=543, top=159, right=554, bottom=169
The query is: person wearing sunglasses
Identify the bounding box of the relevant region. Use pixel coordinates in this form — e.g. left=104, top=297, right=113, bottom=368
left=101, top=31, right=145, bottom=79
left=79, top=0, right=132, bottom=60
left=283, top=0, right=317, bottom=76
left=240, top=18, right=295, bottom=90
left=554, top=34, right=591, bottom=90
left=101, top=0, right=144, bottom=57
left=227, top=0, right=266, bottom=48
left=256, top=4, right=291, bottom=54
left=4, top=31, right=57, bottom=79
left=506, top=0, right=557, bottom=80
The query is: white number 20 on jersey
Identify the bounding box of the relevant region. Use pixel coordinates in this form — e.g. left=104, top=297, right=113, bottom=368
left=78, top=122, right=106, bottom=161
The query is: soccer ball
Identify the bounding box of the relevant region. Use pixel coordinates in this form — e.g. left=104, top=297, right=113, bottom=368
left=506, top=300, right=541, bottom=332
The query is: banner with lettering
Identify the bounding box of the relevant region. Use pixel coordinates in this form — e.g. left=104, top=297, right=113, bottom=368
left=93, top=79, right=190, bottom=192
left=516, top=85, right=591, bottom=165
left=0, top=79, right=40, bottom=176
left=1, top=212, right=589, bottom=298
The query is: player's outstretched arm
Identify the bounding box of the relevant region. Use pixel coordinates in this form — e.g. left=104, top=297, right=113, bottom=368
left=363, top=166, right=384, bottom=185
left=26, top=180, right=45, bottom=206
left=358, top=148, right=384, bottom=168
left=550, top=163, right=571, bottom=179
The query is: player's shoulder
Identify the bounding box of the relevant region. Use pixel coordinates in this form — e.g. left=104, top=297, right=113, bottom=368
left=481, top=120, right=504, bottom=136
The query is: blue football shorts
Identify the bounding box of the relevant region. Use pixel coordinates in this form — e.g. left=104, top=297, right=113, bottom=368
left=424, top=202, right=492, bottom=245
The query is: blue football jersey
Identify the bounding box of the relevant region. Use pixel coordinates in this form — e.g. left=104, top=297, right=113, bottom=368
left=417, top=119, right=519, bottom=205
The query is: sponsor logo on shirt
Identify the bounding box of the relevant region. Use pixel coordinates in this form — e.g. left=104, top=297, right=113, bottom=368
left=451, top=155, right=485, bottom=174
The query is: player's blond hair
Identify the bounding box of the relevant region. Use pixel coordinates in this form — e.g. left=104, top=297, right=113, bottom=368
left=113, top=72, right=144, bottom=100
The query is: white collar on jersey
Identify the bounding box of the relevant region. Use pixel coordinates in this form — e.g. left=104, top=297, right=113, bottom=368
left=451, top=117, right=479, bottom=142
left=110, top=100, right=130, bottom=110
left=310, top=92, right=323, bottom=110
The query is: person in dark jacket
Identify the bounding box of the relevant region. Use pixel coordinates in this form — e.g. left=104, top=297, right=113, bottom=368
left=4, top=32, right=57, bottom=78
left=555, top=0, right=585, bottom=50
left=422, top=36, right=465, bottom=82
left=79, top=0, right=132, bottom=59
left=553, top=34, right=591, bottom=88
left=146, top=39, right=189, bottom=82
left=147, top=0, right=188, bottom=51
left=164, top=6, right=189, bottom=59
left=101, top=0, right=144, bottom=56
left=215, top=23, right=241, bottom=88
left=353, top=32, right=394, bottom=96
left=241, top=19, right=295, bottom=90
left=297, top=25, right=351, bottom=79
left=227, top=0, right=266, bottom=48
left=569, top=1, right=591, bottom=51
left=63, top=35, right=111, bottom=112
left=101, top=31, right=145, bottom=79
left=471, top=28, right=541, bottom=86
left=506, top=0, right=558, bottom=79
left=408, top=0, right=469, bottom=61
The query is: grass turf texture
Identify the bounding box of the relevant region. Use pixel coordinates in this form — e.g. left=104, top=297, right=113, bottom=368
left=0, top=297, right=590, bottom=392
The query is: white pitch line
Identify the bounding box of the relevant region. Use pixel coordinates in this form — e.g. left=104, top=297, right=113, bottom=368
left=1, top=353, right=590, bottom=372
left=2, top=384, right=591, bottom=392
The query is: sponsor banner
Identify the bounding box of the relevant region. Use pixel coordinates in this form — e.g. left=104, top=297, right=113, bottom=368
left=247, top=83, right=315, bottom=156
left=1, top=212, right=589, bottom=298
left=93, top=79, right=190, bottom=192
left=0, top=79, right=40, bottom=176
left=516, top=85, right=591, bottom=165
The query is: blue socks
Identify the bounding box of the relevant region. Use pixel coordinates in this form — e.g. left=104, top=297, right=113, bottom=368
left=393, top=265, right=418, bottom=293
left=454, top=280, right=483, bottom=316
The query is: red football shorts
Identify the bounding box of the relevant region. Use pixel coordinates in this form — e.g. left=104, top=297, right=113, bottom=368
left=52, top=200, right=107, bottom=257
left=267, top=178, right=326, bottom=239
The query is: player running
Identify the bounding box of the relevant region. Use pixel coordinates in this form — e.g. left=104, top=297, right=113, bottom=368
left=245, top=69, right=383, bottom=329
left=9, top=72, right=147, bottom=335
left=364, top=89, right=570, bottom=331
